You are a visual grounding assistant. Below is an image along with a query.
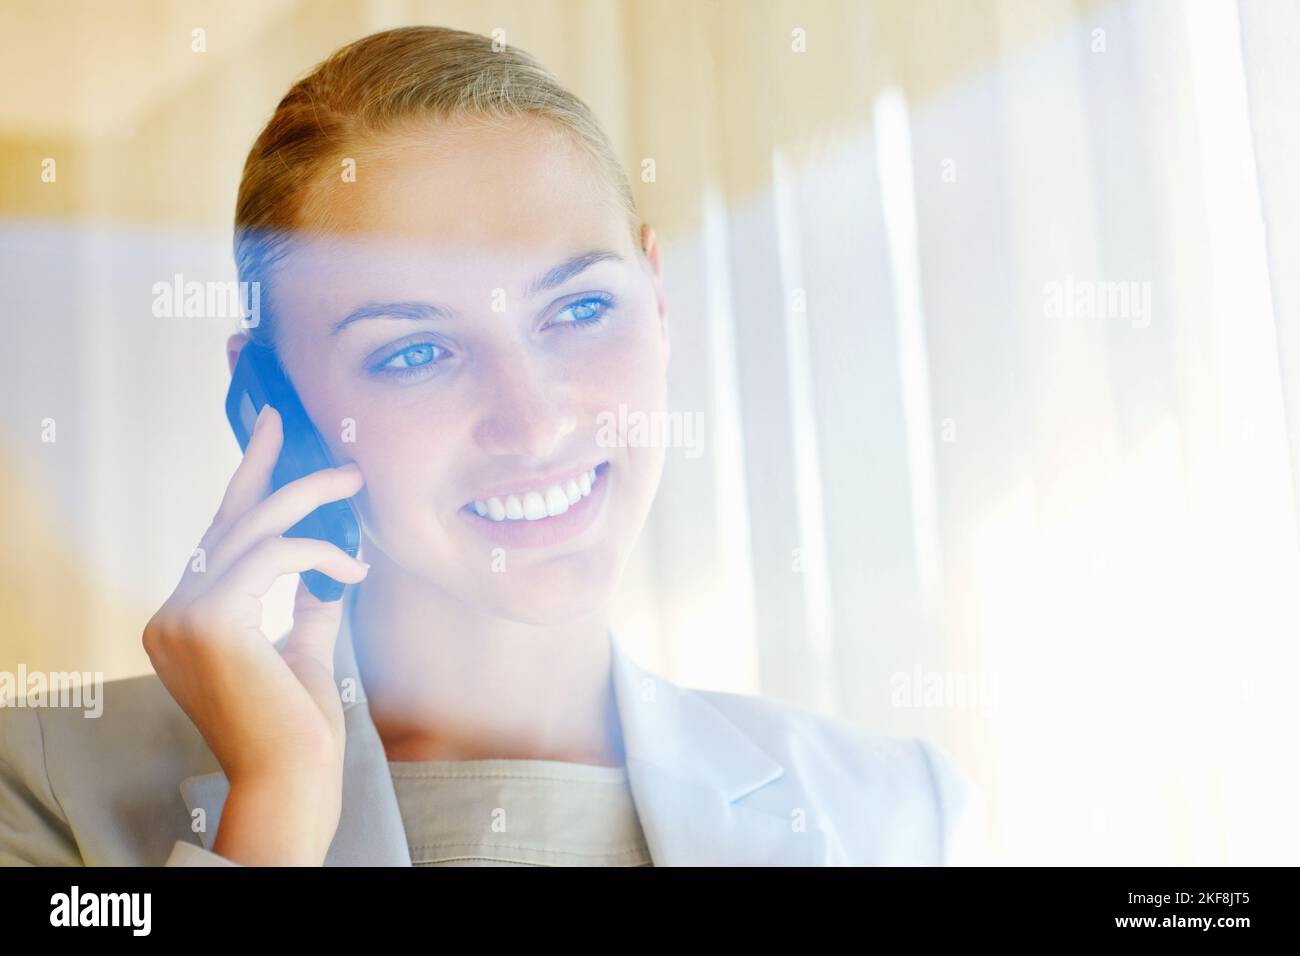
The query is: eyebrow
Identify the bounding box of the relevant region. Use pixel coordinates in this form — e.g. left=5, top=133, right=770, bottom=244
left=329, top=249, right=624, bottom=336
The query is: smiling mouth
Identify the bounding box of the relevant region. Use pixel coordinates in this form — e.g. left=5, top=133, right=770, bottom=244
left=464, top=462, right=609, bottom=522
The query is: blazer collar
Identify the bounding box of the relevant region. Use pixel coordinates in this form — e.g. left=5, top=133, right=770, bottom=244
left=180, top=585, right=826, bottom=865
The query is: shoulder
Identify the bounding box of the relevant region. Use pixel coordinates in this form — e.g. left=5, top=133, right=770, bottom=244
left=0, top=672, right=214, bottom=865
left=693, top=686, right=980, bottom=864
left=2, top=670, right=205, bottom=767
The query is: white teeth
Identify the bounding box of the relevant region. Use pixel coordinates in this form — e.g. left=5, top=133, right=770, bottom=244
left=544, top=485, right=569, bottom=516
left=523, top=491, right=547, bottom=520
left=470, top=464, right=604, bottom=522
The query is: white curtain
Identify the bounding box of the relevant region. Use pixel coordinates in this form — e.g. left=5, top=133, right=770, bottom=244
left=617, top=0, right=1300, bottom=865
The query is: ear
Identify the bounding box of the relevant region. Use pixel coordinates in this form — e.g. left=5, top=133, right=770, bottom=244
left=226, top=333, right=249, bottom=376
left=640, top=224, right=670, bottom=363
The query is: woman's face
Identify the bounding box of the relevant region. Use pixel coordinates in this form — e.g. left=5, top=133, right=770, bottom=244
left=251, top=114, right=670, bottom=625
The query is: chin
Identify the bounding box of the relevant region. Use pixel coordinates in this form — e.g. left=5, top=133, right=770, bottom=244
left=475, top=554, right=624, bottom=626
left=479, top=589, right=614, bottom=627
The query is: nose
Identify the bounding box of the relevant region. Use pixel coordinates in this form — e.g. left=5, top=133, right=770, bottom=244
left=472, top=356, right=578, bottom=460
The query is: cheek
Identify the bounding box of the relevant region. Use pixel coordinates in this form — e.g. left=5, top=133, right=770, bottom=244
left=329, top=400, right=466, bottom=532
left=575, top=314, right=667, bottom=413
left=586, top=319, right=668, bottom=501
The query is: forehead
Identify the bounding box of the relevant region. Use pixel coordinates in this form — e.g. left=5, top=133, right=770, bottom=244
left=274, top=114, right=634, bottom=315
left=300, top=113, right=626, bottom=250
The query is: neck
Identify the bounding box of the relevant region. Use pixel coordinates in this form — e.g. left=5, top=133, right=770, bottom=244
left=348, top=545, right=624, bottom=768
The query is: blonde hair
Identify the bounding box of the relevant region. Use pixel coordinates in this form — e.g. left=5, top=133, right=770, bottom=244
left=234, top=25, right=641, bottom=351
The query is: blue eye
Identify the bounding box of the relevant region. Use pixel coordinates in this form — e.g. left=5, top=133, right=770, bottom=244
left=373, top=341, right=445, bottom=381
left=553, top=293, right=615, bottom=328
left=369, top=295, right=613, bottom=384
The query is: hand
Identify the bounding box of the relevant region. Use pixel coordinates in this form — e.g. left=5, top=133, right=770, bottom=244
left=143, top=405, right=369, bottom=864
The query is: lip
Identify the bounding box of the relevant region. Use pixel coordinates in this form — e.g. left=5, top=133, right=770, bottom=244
left=458, top=461, right=611, bottom=550
left=463, top=459, right=608, bottom=504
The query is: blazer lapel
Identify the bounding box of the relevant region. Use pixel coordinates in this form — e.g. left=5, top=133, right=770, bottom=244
left=180, top=584, right=825, bottom=866
left=608, top=634, right=828, bottom=865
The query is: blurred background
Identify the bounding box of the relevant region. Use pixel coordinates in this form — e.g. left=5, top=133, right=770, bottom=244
left=3, top=0, right=1299, bottom=865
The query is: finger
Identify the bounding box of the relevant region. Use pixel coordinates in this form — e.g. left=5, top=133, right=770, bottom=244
left=275, top=579, right=350, bottom=746
left=209, top=404, right=283, bottom=541
left=175, top=406, right=285, bottom=601
left=280, top=578, right=345, bottom=679
left=205, top=463, right=364, bottom=578
left=215, top=535, right=369, bottom=603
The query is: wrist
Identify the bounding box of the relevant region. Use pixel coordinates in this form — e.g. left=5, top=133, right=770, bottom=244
left=214, top=773, right=342, bottom=866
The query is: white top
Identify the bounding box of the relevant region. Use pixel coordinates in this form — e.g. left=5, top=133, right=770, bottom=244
left=388, top=757, right=654, bottom=867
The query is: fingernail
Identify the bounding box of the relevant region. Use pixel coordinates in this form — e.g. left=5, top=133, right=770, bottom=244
left=253, top=404, right=278, bottom=436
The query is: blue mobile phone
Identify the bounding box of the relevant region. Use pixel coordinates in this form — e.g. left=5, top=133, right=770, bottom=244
left=224, top=341, right=361, bottom=602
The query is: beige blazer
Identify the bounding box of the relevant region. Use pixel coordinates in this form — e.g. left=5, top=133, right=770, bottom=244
left=0, top=586, right=982, bottom=866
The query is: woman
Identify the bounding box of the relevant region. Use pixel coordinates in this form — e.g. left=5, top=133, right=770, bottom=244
left=0, top=25, right=976, bottom=866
